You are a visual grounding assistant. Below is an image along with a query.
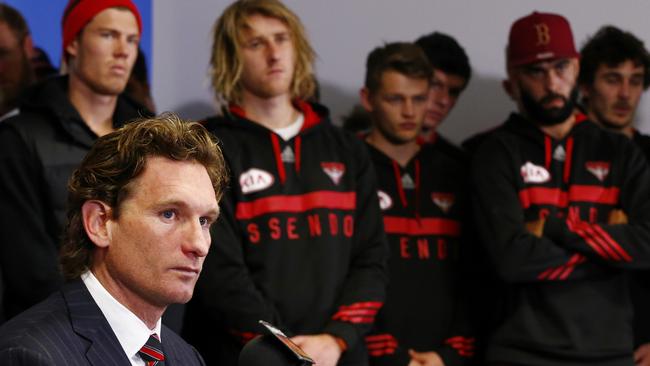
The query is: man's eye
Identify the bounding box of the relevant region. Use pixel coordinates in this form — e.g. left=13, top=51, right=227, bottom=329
left=199, top=217, right=210, bottom=227
left=162, top=210, right=175, bottom=219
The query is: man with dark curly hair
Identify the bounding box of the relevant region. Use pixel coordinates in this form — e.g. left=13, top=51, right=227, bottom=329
left=579, top=25, right=650, bottom=366
left=579, top=25, right=650, bottom=155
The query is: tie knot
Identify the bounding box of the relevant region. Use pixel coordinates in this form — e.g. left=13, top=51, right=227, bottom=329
left=138, top=333, right=165, bottom=365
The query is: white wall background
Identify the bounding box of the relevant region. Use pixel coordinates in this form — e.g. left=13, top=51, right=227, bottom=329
left=152, top=0, right=650, bottom=144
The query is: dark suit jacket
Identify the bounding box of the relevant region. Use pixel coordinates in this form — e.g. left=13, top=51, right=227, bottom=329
left=0, top=279, right=205, bottom=365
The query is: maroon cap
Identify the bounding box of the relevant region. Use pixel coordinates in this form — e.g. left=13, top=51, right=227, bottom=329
left=507, top=11, right=579, bottom=67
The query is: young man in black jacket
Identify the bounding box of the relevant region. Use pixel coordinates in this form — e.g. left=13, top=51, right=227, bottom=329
left=360, top=42, right=474, bottom=366
left=0, top=0, right=146, bottom=322
left=578, top=25, right=650, bottom=366
left=414, top=32, right=471, bottom=158
left=472, top=11, right=650, bottom=366
left=181, top=1, right=388, bottom=365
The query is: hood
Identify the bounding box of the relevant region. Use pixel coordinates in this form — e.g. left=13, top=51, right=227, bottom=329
left=16, top=75, right=149, bottom=148
left=503, top=111, right=590, bottom=184
left=206, top=100, right=330, bottom=185
left=206, top=100, right=330, bottom=137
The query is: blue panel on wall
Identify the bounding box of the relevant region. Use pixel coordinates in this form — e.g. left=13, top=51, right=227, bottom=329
left=4, top=0, right=152, bottom=80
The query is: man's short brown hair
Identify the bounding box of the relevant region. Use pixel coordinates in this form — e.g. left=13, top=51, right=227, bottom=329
left=364, top=42, right=432, bottom=94
left=0, top=4, right=30, bottom=42
left=60, top=113, right=228, bottom=280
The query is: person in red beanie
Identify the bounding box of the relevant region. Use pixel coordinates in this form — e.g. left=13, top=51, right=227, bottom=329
left=471, top=11, right=650, bottom=366
left=0, top=0, right=150, bottom=323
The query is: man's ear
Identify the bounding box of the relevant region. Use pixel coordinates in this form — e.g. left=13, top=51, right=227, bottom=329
left=360, top=87, right=373, bottom=112
left=65, top=37, right=79, bottom=60
left=23, top=34, right=35, bottom=59
left=81, top=200, right=112, bottom=248
left=502, top=79, right=513, bottom=98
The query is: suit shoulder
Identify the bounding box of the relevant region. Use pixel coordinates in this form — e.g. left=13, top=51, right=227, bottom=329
left=0, top=294, right=71, bottom=358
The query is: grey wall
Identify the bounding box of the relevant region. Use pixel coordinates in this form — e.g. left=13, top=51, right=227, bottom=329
left=152, top=0, right=650, bottom=144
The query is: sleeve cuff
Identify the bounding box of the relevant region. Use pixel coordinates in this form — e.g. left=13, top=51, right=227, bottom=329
left=323, top=321, right=359, bottom=351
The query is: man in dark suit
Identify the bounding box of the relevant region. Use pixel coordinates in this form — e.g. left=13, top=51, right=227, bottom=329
left=0, top=113, right=228, bottom=365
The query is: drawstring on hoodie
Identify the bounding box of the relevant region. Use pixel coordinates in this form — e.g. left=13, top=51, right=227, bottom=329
left=391, top=159, right=421, bottom=219
left=563, top=137, right=574, bottom=184
left=295, top=136, right=302, bottom=173
left=392, top=161, right=407, bottom=208
left=544, top=136, right=552, bottom=169
left=543, top=135, right=574, bottom=184
left=230, top=100, right=320, bottom=186
left=270, top=133, right=286, bottom=184
left=270, top=133, right=303, bottom=184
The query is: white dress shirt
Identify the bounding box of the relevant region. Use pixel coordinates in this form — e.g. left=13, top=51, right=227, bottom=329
left=81, top=271, right=162, bottom=366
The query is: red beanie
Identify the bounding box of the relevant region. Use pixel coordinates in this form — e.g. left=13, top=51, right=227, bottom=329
left=507, top=11, right=579, bottom=67
left=62, top=0, right=142, bottom=53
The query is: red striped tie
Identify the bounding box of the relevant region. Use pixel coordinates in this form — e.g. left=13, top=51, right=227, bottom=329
left=138, top=333, right=165, bottom=366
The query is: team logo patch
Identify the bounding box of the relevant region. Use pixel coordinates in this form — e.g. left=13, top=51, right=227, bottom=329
left=520, top=162, right=550, bottom=183
left=322, top=162, right=345, bottom=185
left=431, top=192, right=455, bottom=213
left=281, top=146, right=295, bottom=163
left=401, top=174, right=415, bottom=189
left=586, top=161, right=610, bottom=182
left=553, top=145, right=566, bottom=161
left=239, top=168, right=274, bottom=194
left=377, top=190, right=393, bottom=211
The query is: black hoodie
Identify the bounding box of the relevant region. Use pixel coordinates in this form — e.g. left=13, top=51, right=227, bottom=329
left=364, top=141, right=475, bottom=366
left=0, top=76, right=147, bottom=321
left=471, top=112, right=650, bottom=366
left=182, top=102, right=388, bottom=366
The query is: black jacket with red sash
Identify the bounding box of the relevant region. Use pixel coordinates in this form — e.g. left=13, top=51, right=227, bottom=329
left=364, top=141, right=475, bottom=366
left=182, top=102, right=388, bottom=365
left=471, top=112, right=650, bottom=366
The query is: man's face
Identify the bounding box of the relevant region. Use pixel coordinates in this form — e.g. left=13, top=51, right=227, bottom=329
left=423, top=69, right=466, bottom=130
left=509, top=58, right=579, bottom=125
left=66, top=8, right=139, bottom=96
left=363, top=70, right=429, bottom=145
left=238, top=14, right=295, bottom=100
left=0, top=21, right=33, bottom=111
left=101, top=157, right=219, bottom=308
left=582, top=60, right=645, bottom=130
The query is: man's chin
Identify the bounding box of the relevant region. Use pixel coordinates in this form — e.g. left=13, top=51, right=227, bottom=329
left=600, top=117, right=632, bottom=131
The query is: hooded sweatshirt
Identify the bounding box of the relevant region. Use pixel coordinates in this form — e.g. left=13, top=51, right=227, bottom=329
left=364, top=141, right=475, bottom=366
left=471, top=112, right=650, bottom=366
left=0, top=76, right=147, bottom=321
left=182, top=101, right=388, bottom=366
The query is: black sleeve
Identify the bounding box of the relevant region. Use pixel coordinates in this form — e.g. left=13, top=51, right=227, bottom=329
left=437, top=190, right=475, bottom=366
left=545, top=143, right=650, bottom=269
left=323, top=140, right=389, bottom=350
left=0, top=124, right=63, bottom=318
left=471, top=137, right=609, bottom=283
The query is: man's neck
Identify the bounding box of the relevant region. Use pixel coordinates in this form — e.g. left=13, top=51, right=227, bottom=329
left=68, top=75, right=118, bottom=137
left=366, top=130, right=420, bottom=167
left=239, top=92, right=300, bottom=130
left=532, top=114, right=576, bottom=140
left=91, top=265, right=164, bottom=330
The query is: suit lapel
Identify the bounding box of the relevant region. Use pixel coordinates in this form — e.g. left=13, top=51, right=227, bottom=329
left=62, top=280, right=132, bottom=365
left=161, top=326, right=181, bottom=366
